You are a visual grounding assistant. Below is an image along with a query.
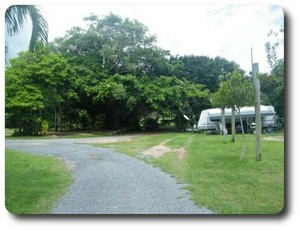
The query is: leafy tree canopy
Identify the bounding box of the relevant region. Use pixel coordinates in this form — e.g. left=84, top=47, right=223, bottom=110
left=7, top=13, right=257, bottom=134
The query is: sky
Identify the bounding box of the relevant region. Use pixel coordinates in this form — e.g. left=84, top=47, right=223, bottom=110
left=5, top=3, right=284, bottom=74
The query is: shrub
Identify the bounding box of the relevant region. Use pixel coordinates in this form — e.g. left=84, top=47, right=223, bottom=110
left=40, top=120, right=49, bottom=135
left=143, top=117, right=159, bottom=131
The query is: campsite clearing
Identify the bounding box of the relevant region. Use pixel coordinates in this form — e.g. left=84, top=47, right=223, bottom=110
left=95, top=132, right=284, bottom=214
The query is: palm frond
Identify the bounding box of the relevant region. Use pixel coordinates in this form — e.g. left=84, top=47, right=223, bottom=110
left=28, top=6, right=48, bottom=51
left=5, top=5, right=48, bottom=51
left=5, top=5, right=29, bottom=35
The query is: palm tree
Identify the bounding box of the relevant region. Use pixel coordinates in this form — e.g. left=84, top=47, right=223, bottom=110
left=5, top=5, right=48, bottom=51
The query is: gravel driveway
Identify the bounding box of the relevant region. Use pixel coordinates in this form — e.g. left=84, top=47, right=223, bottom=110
left=5, top=137, right=213, bottom=214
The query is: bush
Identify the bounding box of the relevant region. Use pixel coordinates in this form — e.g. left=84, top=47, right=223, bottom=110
left=142, top=117, right=159, bottom=131
left=40, top=120, right=49, bottom=135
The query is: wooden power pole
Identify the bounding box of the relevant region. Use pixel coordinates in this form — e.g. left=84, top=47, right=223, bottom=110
left=251, top=48, right=262, bottom=161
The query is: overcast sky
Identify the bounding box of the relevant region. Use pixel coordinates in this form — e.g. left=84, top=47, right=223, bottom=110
left=5, top=3, right=283, bottom=74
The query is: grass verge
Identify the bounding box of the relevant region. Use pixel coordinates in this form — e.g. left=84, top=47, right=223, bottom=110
left=94, top=132, right=284, bottom=214
left=5, top=128, right=110, bottom=139
left=5, top=149, right=73, bottom=214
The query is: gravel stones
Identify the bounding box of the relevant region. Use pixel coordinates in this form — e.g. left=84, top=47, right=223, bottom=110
left=6, top=137, right=213, bottom=214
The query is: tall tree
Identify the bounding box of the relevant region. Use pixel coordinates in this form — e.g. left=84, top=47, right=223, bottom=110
left=141, top=76, right=210, bottom=131
left=174, top=55, right=238, bottom=92
left=5, top=13, right=231, bottom=134
left=53, top=13, right=168, bottom=77
left=213, top=70, right=254, bottom=144
left=265, top=25, right=284, bottom=70
left=5, top=47, right=70, bottom=135
left=262, top=26, right=284, bottom=119
left=234, top=74, right=255, bottom=160
left=212, top=89, right=226, bottom=136
left=260, top=59, right=284, bottom=118
left=5, top=5, right=48, bottom=51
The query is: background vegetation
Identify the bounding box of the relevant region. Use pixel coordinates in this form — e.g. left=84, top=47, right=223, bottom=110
left=5, top=13, right=284, bottom=136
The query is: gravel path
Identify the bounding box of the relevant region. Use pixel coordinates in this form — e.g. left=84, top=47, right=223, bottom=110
left=5, top=137, right=213, bottom=214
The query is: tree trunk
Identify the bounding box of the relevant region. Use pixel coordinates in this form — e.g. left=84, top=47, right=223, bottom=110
left=58, top=104, right=62, bottom=131
left=237, top=107, right=247, bottom=160
left=221, top=107, right=226, bottom=143
left=221, top=107, right=226, bottom=135
left=102, top=54, right=105, bottom=68
left=54, top=106, right=58, bottom=132
left=231, top=106, right=235, bottom=143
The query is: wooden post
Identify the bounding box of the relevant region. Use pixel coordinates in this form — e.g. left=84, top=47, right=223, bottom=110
left=251, top=48, right=262, bottom=161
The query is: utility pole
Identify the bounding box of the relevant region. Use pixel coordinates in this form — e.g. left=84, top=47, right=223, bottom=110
left=251, top=48, right=262, bottom=161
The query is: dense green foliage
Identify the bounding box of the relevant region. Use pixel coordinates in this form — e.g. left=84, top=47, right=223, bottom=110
left=259, top=59, right=284, bottom=118
left=5, top=13, right=283, bottom=135
left=5, top=14, right=212, bottom=134
left=5, top=149, right=73, bottom=214
left=173, top=55, right=238, bottom=92
left=5, top=47, right=71, bottom=135
left=262, top=26, right=284, bottom=118
left=213, top=70, right=254, bottom=109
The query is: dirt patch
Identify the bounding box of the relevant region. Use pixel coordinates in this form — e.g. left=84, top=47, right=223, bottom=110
left=57, top=157, right=76, bottom=171
left=77, top=133, right=94, bottom=136
left=176, top=147, right=186, bottom=161
left=142, top=143, right=172, bottom=158
left=79, top=135, right=134, bottom=144
left=264, top=136, right=284, bottom=142
left=142, top=139, right=186, bottom=160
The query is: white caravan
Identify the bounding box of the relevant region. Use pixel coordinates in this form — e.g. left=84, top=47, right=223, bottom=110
left=197, top=105, right=276, bottom=134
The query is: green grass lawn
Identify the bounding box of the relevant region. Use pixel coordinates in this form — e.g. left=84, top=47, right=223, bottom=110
left=5, top=149, right=73, bottom=214
left=95, top=132, right=284, bottom=214
left=5, top=128, right=110, bottom=139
